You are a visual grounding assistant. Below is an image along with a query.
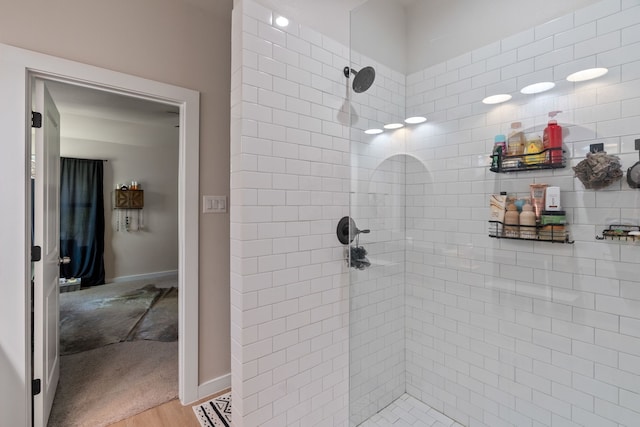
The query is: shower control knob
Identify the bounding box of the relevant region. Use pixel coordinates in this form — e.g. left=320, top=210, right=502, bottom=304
left=59, top=256, right=71, bottom=265
left=336, top=216, right=370, bottom=244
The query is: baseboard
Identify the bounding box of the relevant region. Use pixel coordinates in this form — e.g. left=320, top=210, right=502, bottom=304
left=108, top=270, right=178, bottom=284
left=198, top=373, right=231, bottom=400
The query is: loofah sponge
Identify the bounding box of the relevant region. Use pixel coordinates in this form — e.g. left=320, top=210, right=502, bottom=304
left=350, top=245, right=371, bottom=270
left=573, top=151, right=623, bottom=189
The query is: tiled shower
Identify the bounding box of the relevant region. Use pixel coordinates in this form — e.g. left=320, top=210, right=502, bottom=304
left=231, top=0, right=640, bottom=426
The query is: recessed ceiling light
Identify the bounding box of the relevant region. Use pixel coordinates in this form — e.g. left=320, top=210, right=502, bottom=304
left=566, top=67, right=608, bottom=82
left=482, top=94, right=512, bottom=105
left=364, top=128, right=383, bottom=135
left=520, top=81, right=555, bottom=94
left=274, top=16, right=289, bottom=27
left=404, top=116, right=427, bottom=124
left=383, top=123, right=404, bottom=130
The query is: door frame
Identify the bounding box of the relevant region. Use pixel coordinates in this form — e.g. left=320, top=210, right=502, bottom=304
left=0, top=43, right=200, bottom=427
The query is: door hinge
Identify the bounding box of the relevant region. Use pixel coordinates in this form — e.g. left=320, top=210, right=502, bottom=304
left=32, top=379, right=41, bottom=396
left=31, top=246, right=41, bottom=262
left=32, top=111, right=42, bottom=128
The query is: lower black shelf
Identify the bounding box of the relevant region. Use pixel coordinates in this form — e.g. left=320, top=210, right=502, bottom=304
left=489, top=221, right=573, bottom=244
left=596, top=224, right=640, bottom=241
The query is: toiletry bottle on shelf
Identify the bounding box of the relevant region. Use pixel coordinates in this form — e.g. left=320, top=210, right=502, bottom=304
left=507, top=122, right=526, bottom=158
left=543, top=111, right=563, bottom=164
left=491, top=134, right=506, bottom=170
left=495, top=134, right=506, bottom=153
left=529, top=183, right=548, bottom=220
left=504, top=203, right=520, bottom=238
left=524, top=135, right=545, bottom=165
left=519, top=203, right=537, bottom=239
left=545, top=186, right=561, bottom=211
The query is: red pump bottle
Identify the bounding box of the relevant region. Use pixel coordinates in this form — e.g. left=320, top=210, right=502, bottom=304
left=543, top=111, right=563, bottom=164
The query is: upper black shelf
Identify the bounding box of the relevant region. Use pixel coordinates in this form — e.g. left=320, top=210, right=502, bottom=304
left=490, top=147, right=565, bottom=173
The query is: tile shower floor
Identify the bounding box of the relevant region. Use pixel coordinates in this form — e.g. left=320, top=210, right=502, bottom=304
left=359, top=394, right=464, bottom=427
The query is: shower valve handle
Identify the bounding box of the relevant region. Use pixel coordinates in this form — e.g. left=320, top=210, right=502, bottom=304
left=336, top=216, right=370, bottom=245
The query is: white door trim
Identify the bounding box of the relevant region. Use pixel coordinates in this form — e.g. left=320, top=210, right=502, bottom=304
left=0, top=43, right=200, bottom=427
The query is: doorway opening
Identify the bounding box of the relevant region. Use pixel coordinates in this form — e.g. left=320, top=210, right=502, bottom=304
left=31, top=79, right=182, bottom=426
left=20, top=58, right=200, bottom=427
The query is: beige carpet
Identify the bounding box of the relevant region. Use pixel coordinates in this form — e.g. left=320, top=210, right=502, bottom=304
left=48, top=278, right=179, bottom=427
left=47, top=340, right=178, bottom=427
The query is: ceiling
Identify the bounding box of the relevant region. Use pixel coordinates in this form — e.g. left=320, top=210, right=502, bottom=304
left=42, top=0, right=415, bottom=125
left=46, top=80, right=179, bottom=127
left=43, top=81, right=180, bottom=149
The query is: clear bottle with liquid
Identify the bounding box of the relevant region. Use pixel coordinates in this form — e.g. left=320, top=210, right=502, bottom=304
left=507, top=122, right=526, bottom=158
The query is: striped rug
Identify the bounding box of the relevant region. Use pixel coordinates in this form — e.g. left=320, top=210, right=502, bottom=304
left=192, top=392, right=232, bottom=427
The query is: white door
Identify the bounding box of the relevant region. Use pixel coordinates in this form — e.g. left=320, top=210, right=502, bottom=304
left=33, top=79, right=61, bottom=427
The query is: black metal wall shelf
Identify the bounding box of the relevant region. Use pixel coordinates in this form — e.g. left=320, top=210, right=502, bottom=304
left=489, top=221, right=573, bottom=244
left=490, top=147, right=565, bottom=173
left=596, top=224, right=640, bottom=241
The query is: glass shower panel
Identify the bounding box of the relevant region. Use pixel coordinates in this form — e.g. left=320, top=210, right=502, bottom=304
left=349, top=153, right=407, bottom=426
left=348, top=1, right=410, bottom=425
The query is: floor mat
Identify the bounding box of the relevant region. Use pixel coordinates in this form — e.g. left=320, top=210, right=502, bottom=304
left=192, top=392, right=232, bottom=427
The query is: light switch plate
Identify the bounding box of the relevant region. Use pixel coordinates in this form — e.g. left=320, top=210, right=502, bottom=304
left=203, top=195, right=227, bottom=213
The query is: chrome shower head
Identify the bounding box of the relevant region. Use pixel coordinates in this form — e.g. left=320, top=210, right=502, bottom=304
left=343, top=66, right=376, bottom=93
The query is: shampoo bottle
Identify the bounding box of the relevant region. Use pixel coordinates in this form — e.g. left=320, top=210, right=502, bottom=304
left=519, top=203, right=537, bottom=239
left=504, top=203, right=520, bottom=238
left=543, top=112, right=563, bottom=164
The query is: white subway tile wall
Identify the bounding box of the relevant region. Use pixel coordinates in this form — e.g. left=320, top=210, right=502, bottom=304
left=232, top=0, right=351, bottom=426
left=404, top=1, right=640, bottom=427
left=232, top=0, right=640, bottom=426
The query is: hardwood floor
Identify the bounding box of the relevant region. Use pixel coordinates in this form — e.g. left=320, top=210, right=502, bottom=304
left=109, top=389, right=230, bottom=427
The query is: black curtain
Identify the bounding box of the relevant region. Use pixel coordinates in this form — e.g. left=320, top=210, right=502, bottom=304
left=60, top=157, right=105, bottom=286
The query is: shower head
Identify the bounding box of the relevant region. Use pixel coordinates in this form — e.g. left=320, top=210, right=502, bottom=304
left=343, top=66, right=376, bottom=93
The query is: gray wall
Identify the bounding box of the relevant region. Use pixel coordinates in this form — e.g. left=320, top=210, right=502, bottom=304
left=0, top=0, right=232, bottom=405
left=61, top=133, right=179, bottom=282
left=350, top=0, right=600, bottom=74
